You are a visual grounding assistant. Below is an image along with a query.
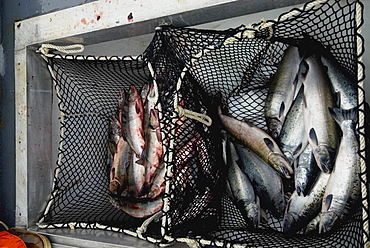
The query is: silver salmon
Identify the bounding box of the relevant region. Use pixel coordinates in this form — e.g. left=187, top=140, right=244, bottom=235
left=279, top=86, right=307, bottom=165
left=294, top=143, right=320, bottom=197
left=219, top=108, right=293, bottom=178
left=265, top=45, right=305, bottom=139
left=142, top=109, right=163, bottom=191
left=319, top=107, right=361, bottom=234
left=226, top=140, right=259, bottom=228
left=122, top=85, right=145, bottom=158
left=234, top=141, right=285, bottom=218
left=302, top=54, right=338, bottom=173
left=283, top=171, right=330, bottom=234
left=109, top=136, right=132, bottom=196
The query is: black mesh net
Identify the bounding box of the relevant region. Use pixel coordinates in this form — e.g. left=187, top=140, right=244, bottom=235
left=38, top=0, right=369, bottom=247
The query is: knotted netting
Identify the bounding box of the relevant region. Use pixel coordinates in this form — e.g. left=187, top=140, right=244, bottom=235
left=37, top=0, right=369, bottom=247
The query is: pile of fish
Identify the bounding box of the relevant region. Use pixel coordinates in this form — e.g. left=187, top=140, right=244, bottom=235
left=108, top=81, right=166, bottom=218
left=220, top=39, right=360, bottom=235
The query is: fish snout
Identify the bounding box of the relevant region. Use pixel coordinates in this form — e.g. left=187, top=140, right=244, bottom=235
left=282, top=212, right=298, bottom=233
left=266, top=118, right=282, bottom=139
left=315, top=144, right=334, bottom=173
left=319, top=211, right=338, bottom=234
left=109, top=179, right=121, bottom=195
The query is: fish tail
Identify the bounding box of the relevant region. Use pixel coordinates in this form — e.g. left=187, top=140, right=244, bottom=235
left=328, top=107, right=358, bottom=125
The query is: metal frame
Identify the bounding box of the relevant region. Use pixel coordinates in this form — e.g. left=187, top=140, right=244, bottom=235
left=14, top=0, right=309, bottom=246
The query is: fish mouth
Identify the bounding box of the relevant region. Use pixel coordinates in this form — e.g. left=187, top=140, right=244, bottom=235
left=282, top=212, right=299, bottom=233
left=314, top=144, right=334, bottom=173
left=269, top=152, right=293, bottom=178
left=266, top=117, right=282, bottom=139
left=109, top=193, right=163, bottom=204
left=319, top=211, right=338, bottom=234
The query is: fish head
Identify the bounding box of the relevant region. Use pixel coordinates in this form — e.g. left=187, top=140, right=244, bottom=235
left=295, top=180, right=307, bottom=197
left=282, top=212, right=299, bottom=233
left=271, top=191, right=285, bottom=218
left=313, top=144, right=334, bottom=173
left=266, top=117, right=283, bottom=139
left=319, top=211, right=339, bottom=234
left=243, top=202, right=260, bottom=229
left=269, top=153, right=293, bottom=178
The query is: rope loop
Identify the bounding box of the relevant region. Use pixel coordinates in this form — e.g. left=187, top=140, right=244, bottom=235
left=177, top=106, right=212, bottom=127
left=37, top=43, right=85, bottom=57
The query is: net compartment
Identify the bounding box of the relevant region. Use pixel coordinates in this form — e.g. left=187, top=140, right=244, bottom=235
left=143, top=0, right=368, bottom=247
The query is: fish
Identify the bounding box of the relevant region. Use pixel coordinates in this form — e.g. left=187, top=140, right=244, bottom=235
left=282, top=171, right=330, bottom=234
left=108, top=91, right=126, bottom=156
left=234, top=141, right=285, bottom=218
left=319, top=107, right=361, bottom=234
left=279, top=86, right=307, bottom=165
left=301, top=54, right=338, bottom=173
left=226, top=139, right=260, bottom=228
left=294, top=143, right=320, bottom=197
left=121, top=85, right=145, bottom=158
left=265, top=45, right=305, bottom=139
left=127, top=149, right=146, bottom=198
left=110, top=196, right=163, bottom=218
left=304, top=214, right=321, bottom=234
left=147, top=162, right=166, bottom=199
left=142, top=109, right=164, bottom=192
left=109, top=136, right=132, bottom=196
left=218, top=108, right=293, bottom=178
left=320, top=51, right=358, bottom=110
left=143, top=81, right=159, bottom=128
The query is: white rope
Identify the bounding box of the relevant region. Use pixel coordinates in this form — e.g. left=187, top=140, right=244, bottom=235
left=38, top=43, right=85, bottom=57
left=354, top=1, right=369, bottom=247
left=137, top=211, right=163, bottom=239
left=0, top=221, right=9, bottom=230
left=176, top=238, right=201, bottom=248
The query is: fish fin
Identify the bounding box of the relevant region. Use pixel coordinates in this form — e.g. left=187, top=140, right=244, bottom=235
left=329, top=107, right=358, bottom=125
left=324, top=194, right=333, bottom=211
left=279, top=102, right=285, bottom=119
left=303, top=93, right=307, bottom=109
left=264, top=138, right=275, bottom=152
left=309, top=128, right=319, bottom=146
left=335, top=91, right=341, bottom=108
left=135, top=101, right=142, bottom=114
left=156, top=129, right=162, bottom=142
left=293, top=143, right=303, bottom=157
left=299, top=60, right=309, bottom=82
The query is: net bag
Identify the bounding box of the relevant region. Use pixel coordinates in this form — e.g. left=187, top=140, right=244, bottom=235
left=37, top=0, right=369, bottom=247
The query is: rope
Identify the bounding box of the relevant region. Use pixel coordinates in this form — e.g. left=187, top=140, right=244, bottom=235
left=137, top=211, right=163, bottom=239
left=38, top=44, right=85, bottom=57
left=355, top=1, right=369, bottom=247
left=176, top=238, right=201, bottom=248
left=0, top=221, right=9, bottom=230
left=177, top=106, right=212, bottom=126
